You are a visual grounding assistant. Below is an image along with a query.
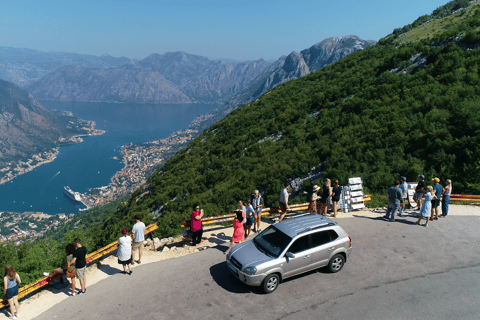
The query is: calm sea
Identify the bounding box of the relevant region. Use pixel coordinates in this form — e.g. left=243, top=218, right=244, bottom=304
left=0, top=101, right=218, bottom=215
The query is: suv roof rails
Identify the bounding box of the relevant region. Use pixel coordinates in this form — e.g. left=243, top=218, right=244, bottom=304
left=297, top=222, right=335, bottom=236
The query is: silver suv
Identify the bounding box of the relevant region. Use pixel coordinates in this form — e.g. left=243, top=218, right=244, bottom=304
left=226, top=214, right=352, bottom=293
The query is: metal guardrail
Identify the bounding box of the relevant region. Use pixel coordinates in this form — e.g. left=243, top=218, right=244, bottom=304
left=0, top=223, right=158, bottom=309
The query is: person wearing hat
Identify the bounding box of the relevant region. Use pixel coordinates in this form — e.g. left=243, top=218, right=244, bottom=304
left=308, top=185, right=320, bottom=214
left=414, top=175, right=426, bottom=211
left=431, top=178, right=443, bottom=220
left=131, top=215, right=146, bottom=265
left=118, top=229, right=132, bottom=275
left=331, top=180, right=343, bottom=218
left=398, top=176, right=408, bottom=217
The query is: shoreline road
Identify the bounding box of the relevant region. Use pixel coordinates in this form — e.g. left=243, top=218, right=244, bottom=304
left=35, top=215, right=480, bottom=320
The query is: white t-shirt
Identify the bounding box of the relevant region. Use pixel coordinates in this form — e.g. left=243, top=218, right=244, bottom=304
left=280, top=188, right=289, bottom=204
left=117, top=236, right=132, bottom=261
left=132, top=222, right=146, bottom=242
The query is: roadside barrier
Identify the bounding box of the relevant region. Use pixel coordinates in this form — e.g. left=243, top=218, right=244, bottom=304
left=0, top=223, right=158, bottom=309
left=450, top=194, right=480, bottom=202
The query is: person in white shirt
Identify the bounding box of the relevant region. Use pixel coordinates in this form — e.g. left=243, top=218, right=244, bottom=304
left=117, top=229, right=132, bottom=275
left=131, top=215, right=146, bottom=265
left=279, top=183, right=290, bottom=221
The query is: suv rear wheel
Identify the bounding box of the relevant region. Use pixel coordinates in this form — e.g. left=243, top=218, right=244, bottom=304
left=261, top=273, right=280, bottom=294
left=328, top=254, right=345, bottom=273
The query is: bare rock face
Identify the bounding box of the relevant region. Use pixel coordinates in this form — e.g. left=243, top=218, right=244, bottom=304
left=226, top=35, right=376, bottom=107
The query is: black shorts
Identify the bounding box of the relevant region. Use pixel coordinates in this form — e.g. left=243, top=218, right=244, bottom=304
left=118, top=256, right=132, bottom=265
left=431, top=199, right=440, bottom=208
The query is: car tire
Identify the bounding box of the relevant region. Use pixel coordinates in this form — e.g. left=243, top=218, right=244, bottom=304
left=261, top=273, right=280, bottom=294
left=328, top=254, right=345, bottom=273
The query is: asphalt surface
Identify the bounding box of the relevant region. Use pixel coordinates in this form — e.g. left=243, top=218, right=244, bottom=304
left=35, top=213, right=480, bottom=320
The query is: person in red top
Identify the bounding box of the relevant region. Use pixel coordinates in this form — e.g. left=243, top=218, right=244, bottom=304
left=225, top=210, right=244, bottom=255
left=191, top=204, right=204, bottom=246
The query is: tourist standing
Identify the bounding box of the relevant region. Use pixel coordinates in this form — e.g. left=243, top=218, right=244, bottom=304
left=4, top=265, right=21, bottom=319
left=331, top=180, right=343, bottom=218
left=416, top=186, right=436, bottom=227
left=319, top=179, right=331, bottom=216
left=244, top=199, right=254, bottom=238
left=131, top=215, right=146, bottom=263
left=191, top=205, right=204, bottom=246
left=251, top=190, right=264, bottom=233
left=225, top=210, right=245, bottom=255
left=118, top=229, right=132, bottom=275
left=71, top=238, right=87, bottom=295
left=414, top=175, right=426, bottom=210
left=383, top=180, right=402, bottom=222
left=278, top=183, right=290, bottom=221
left=441, top=179, right=452, bottom=217
left=308, top=185, right=320, bottom=214
left=431, top=178, right=443, bottom=220
left=238, top=200, right=246, bottom=230
left=398, top=176, right=408, bottom=217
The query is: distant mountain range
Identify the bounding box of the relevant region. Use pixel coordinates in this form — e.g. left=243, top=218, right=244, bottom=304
left=0, top=36, right=374, bottom=106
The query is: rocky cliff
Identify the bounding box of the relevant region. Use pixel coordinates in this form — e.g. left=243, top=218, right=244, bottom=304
left=226, top=36, right=376, bottom=107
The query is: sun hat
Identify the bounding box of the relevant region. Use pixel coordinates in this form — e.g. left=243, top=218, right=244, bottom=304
left=313, top=185, right=320, bottom=192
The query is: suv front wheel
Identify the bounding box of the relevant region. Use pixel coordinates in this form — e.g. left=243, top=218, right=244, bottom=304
left=328, top=254, right=345, bottom=273
left=262, top=273, right=280, bottom=294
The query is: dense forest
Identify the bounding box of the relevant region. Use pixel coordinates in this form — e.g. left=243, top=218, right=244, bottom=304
left=2, top=0, right=480, bottom=293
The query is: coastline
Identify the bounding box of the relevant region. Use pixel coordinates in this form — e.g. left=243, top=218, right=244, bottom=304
left=0, top=120, right=104, bottom=187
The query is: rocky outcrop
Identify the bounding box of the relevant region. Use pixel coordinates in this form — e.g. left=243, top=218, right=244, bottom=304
left=226, top=36, right=376, bottom=107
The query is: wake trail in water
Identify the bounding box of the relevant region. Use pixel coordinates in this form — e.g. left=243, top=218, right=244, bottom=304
left=44, top=171, right=61, bottom=188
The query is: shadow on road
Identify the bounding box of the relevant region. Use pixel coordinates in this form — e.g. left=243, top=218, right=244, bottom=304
left=97, top=263, right=121, bottom=276
left=353, top=214, right=420, bottom=226
left=209, top=262, right=261, bottom=295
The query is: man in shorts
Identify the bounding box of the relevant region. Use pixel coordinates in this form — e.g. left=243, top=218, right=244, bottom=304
left=131, top=215, right=146, bottom=265
left=414, top=175, right=426, bottom=211
left=278, top=183, right=290, bottom=222
left=71, top=238, right=87, bottom=295
left=251, top=190, right=264, bottom=233
left=431, top=178, right=443, bottom=220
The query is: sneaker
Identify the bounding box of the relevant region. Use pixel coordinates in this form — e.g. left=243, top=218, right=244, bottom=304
left=15, top=314, right=19, bottom=318
left=71, top=292, right=76, bottom=296
left=78, top=291, right=85, bottom=296
left=424, top=223, right=428, bottom=227
left=416, top=221, right=420, bottom=225
left=129, top=270, right=132, bottom=275
left=10, top=316, right=16, bottom=319
left=434, top=217, right=438, bottom=220
left=383, top=216, right=389, bottom=221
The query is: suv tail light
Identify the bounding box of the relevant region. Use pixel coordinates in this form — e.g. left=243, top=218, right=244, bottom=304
left=348, top=236, right=352, bottom=248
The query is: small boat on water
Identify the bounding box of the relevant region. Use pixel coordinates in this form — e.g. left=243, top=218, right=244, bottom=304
left=63, top=186, right=83, bottom=202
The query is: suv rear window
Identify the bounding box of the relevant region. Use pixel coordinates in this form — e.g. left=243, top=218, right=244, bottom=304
left=311, top=229, right=339, bottom=247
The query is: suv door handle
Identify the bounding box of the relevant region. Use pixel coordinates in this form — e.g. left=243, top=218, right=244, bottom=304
left=328, top=247, right=335, bottom=251
left=303, top=255, right=310, bottom=259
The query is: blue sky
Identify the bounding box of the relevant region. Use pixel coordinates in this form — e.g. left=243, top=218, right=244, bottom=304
left=1, top=0, right=450, bottom=60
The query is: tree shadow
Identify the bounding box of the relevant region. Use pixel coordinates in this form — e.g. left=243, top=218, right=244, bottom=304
left=209, top=262, right=262, bottom=294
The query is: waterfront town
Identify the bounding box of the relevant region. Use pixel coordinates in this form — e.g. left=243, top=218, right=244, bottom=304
left=0, top=211, right=74, bottom=243
left=77, top=113, right=215, bottom=209
left=0, top=113, right=214, bottom=241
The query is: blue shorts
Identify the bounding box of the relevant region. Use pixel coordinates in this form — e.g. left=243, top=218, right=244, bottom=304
left=245, top=217, right=254, bottom=226
left=5, top=286, right=18, bottom=300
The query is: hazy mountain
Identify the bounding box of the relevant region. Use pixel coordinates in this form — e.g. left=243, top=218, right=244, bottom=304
left=226, top=36, right=376, bottom=107
left=28, top=51, right=272, bottom=104
left=0, top=47, right=131, bottom=87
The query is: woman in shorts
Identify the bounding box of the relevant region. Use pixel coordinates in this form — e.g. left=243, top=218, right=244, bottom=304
left=331, top=180, right=343, bottom=218
left=118, top=229, right=132, bottom=275
left=4, top=265, right=21, bottom=319
left=319, top=179, right=331, bottom=216
left=225, top=210, right=244, bottom=255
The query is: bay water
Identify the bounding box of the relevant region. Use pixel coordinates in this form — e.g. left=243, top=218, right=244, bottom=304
left=0, top=101, right=218, bottom=215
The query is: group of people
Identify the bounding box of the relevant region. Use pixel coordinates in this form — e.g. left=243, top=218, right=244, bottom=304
left=384, top=175, right=452, bottom=227
left=116, top=215, right=147, bottom=273
left=304, top=179, right=343, bottom=218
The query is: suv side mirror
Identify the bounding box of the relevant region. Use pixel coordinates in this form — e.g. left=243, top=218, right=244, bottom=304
left=285, top=252, right=295, bottom=259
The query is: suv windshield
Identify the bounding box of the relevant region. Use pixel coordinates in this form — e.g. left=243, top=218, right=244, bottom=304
left=254, top=225, right=292, bottom=257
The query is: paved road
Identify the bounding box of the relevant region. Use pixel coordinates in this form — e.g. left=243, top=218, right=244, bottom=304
left=35, top=214, right=480, bottom=320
